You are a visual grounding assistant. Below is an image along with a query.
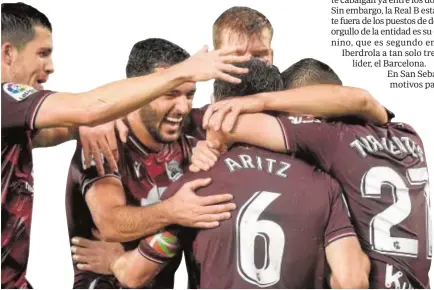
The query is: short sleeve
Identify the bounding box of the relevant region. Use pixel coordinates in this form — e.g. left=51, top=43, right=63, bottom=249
left=1, top=82, right=54, bottom=132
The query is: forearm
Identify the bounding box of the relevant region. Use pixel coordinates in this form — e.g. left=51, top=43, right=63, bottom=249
left=33, top=127, right=77, bottom=148
left=111, top=250, right=157, bottom=289
left=258, top=85, right=387, bottom=124
left=99, top=202, right=172, bottom=242
left=207, top=114, right=287, bottom=153
left=35, top=65, right=189, bottom=128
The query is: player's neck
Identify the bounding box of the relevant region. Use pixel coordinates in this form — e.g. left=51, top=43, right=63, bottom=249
left=127, top=113, right=163, bottom=152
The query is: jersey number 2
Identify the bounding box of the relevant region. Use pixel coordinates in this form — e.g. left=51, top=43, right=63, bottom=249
left=236, top=191, right=284, bottom=287
left=362, top=166, right=432, bottom=259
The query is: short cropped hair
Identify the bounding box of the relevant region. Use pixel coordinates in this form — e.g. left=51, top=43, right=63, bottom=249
left=281, top=58, right=342, bottom=89
left=214, top=58, right=282, bottom=101
left=1, top=2, right=52, bottom=49
left=126, top=38, right=190, bottom=78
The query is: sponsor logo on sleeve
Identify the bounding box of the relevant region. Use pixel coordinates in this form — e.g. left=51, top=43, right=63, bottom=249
left=3, top=83, right=37, bottom=101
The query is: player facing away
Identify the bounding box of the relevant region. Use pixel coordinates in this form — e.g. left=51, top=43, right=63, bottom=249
left=65, top=38, right=238, bottom=289
left=201, top=58, right=432, bottom=289
left=94, top=59, right=370, bottom=289
left=1, top=3, right=250, bottom=288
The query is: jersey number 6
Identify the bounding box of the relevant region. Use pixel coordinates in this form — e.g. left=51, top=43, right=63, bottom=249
left=236, top=191, right=285, bottom=287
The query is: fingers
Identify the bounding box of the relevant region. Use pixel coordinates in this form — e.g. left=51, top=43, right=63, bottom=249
left=192, top=221, right=220, bottom=229
left=221, top=54, right=251, bottom=64
left=99, top=138, right=118, bottom=174
left=115, top=119, right=129, bottom=143
left=189, top=164, right=201, bottom=173
left=190, top=154, right=210, bottom=171
left=219, top=63, right=249, bottom=75
left=215, top=71, right=242, bottom=84
left=71, top=245, right=93, bottom=256
left=184, top=178, right=212, bottom=191
left=197, top=212, right=232, bottom=222
left=81, top=137, right=92, bottom=170
left=199, top=193, right=234, bottom=206
left=72, top=254, right=92, bottom=264
left=76, top=263, right=93, bottom=271
left=209, top=106, right=232, bottom=131
left=221, top=108, right=241, bottom=133
left=199, top=203, right=237, bottom=215
left=71, top=237, right=94, bottom=248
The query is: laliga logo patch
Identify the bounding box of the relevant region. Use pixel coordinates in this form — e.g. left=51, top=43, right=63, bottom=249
left=4, top=83, right=37, bottom=101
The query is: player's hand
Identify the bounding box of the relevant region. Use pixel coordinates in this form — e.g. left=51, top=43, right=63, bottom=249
left=165, top=178, right=236, bottom=229
left=203, top=96, right=265, bottom=132
left=177, top=45, right=250, bottom=84
left=79, top=119, right=128, bottom=176
left=189, top=140, right=226, bottom=172
left=71, top=234, right=124, bottom=275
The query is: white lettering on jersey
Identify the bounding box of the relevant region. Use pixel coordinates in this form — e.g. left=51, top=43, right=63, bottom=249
left=385, top=264, right=413, bottom=289
left=350, top=135, right=424, bottom=162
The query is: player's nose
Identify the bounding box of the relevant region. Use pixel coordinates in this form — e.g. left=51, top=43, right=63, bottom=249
left=45, top=56, right=55, bottom=75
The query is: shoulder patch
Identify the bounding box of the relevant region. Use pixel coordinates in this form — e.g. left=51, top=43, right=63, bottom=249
left=3, top=83, right=37, bottom=102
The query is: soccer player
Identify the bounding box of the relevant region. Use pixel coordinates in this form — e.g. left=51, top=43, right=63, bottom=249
left=65, top=38, right=240, bottom=288
left=83, top=58, right=370, bottom=289
left=200, top=58, right=432, bottom=288
left=1, top=3, right=249, bottom=288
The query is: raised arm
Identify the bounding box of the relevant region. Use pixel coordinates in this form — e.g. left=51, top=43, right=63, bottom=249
left=259, top=85, right=388, bottom=125
left=202, top=85, right=388, bottom=133
left=34, top=46, right=250, bottom=129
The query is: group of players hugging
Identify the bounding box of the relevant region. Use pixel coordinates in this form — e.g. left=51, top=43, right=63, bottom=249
left=1, top=2, right=431, bottom=289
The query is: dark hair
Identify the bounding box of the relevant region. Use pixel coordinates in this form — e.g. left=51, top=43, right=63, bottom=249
left=213, top=6, right=273, bottom=49
left=281, top=58, right=342, bottom=89
left=126, top=38, right=190, bottom=78
left=214, top=58, right=282, bottom=102
left=1, top=2, right=52, bottom=49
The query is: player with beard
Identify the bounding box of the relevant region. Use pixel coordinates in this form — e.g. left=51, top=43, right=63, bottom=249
left=1, top=3, right=251, bottom=288
left=78, top=58, right=369, bottom=289
left=197, top=58, right=432, bottom=288
left=65, top=38, right=239, bottom=289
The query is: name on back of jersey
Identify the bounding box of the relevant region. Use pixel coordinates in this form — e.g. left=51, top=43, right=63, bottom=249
left=224, top=154, right=291, bottom=178
left=350, top=135, right=424, bottom=162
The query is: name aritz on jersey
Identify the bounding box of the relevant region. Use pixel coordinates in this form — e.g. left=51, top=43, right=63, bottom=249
left=224, top=154, right=291, bottom=178
left=350, top=135, right=424, bottom=162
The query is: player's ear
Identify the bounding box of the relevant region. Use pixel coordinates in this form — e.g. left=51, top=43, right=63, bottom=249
left=210, top=94, right=216, bottom=104
left=2, top=42, right=16, bottom=66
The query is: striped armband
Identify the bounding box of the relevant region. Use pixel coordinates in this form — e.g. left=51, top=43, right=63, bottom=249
left=138, top=229, right=181, bottom=264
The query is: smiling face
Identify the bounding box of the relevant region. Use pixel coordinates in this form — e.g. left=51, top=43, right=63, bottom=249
left=1, top=25, right=54, bottom=89
left=138, top=81, right=196, bottom=144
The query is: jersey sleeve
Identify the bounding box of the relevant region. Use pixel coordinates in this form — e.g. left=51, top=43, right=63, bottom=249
left=138, top=226, right=182, bottom=264
left=324, top=177, right=357, bottom=247
left=183, top=106, right=208, bottom=141
left=1, top=82, right=54, bottom=132
left=68, top=143, right=121, bottom=196
left=276, top=115, right=342, bottom=172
